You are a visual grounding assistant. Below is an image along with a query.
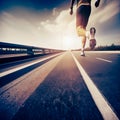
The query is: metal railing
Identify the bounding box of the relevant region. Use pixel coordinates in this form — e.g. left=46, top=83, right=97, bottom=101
left=0, top=42, right=64, bottom=64
left=0, top=42, right=64, bottom=56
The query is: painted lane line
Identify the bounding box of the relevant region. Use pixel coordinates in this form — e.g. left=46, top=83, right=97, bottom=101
left=0, top=53, right=62, bottom=77
left=0, top=53, right=65, bottom=120
left=86, top=51, right=120, bottom=54
left=0, top=53, right=66, bottom=95
left=96, top=58, right=112, bottom=63
left=71, top=53, right=119, bottom=120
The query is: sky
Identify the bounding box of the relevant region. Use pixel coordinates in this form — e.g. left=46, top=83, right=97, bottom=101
left=0, top=0, right=120, bottom=50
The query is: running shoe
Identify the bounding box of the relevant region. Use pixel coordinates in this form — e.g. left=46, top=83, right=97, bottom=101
left=89, top=39, right=96, bottom=50
left=80, top=50, right=85, bottom=56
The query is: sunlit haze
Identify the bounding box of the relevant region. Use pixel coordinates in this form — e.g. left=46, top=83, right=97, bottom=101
left=0, top=0, right=120, bottom=50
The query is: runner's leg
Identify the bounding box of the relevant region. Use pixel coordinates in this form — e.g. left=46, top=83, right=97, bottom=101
left=76, top=5, right=91, bottom=55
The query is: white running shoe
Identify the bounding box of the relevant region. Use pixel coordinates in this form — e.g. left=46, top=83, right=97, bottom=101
left=80, top=50, right=85, bottom=56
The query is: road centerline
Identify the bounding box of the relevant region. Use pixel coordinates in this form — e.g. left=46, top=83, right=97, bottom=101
left=71, top=52, right=119, bottom=120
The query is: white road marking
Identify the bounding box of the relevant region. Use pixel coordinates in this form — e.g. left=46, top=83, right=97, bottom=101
left=86, top=51, right=120, bottom=54
left=71, top=53, right=119, bottom=120
left=96, top=57, right=112, bottom=63
left=0, top=53, right=62, bottom=77
left=0, top=53, right=65, bottom=120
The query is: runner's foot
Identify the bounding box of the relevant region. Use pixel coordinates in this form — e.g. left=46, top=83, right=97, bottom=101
left=89, top=39, right=96, bottom=50
left=81, top=50, right=85, bottom=56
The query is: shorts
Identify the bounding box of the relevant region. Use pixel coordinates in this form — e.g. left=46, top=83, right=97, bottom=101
left=76, top=5, right=91, bottom=29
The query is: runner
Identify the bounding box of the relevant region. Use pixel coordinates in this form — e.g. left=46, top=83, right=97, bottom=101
left=70, top=0, right=100, bottom=56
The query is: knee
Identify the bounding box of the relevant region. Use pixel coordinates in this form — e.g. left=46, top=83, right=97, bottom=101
left=76, top=26, right=86, bottom=37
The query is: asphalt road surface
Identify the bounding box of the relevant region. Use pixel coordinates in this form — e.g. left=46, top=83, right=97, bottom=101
left=0, top=51, right=120, bottom=120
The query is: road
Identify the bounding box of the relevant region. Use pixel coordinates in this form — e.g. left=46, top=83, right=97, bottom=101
left=0, top=51, right=120, bottom=120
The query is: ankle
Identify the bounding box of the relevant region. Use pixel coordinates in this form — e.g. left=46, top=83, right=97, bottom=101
left=81, top=48, right=84, bottom=51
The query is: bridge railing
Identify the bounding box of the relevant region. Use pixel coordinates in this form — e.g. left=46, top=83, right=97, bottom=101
left=0, top=42, right=64, bottom=64
left=0, top=42, right=64, bottom=56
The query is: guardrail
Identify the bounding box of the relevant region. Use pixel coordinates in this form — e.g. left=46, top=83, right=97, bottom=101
left=0, top=42, right=64, bottom=56
left=0, top=42, right=64, bottom=64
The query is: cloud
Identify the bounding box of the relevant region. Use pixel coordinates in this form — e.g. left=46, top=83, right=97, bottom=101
left=89, top=0, right=120, bottom=25
left=99, top=1, right=119, bottom=23
left=0, top=11, right=45, bottom=46
left=40, top=9, right=76, bottom=36
left=52, top=8, right=58, bottom=16
left=0, top=0, right=120, bottom=49
left=39, top=9, right=80, bottom=49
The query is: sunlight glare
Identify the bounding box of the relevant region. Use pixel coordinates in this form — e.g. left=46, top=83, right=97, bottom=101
left=63, top=36, right=74, bottom=50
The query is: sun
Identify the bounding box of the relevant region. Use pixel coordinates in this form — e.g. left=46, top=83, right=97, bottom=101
left=62, top=36, right=74, bottom=50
